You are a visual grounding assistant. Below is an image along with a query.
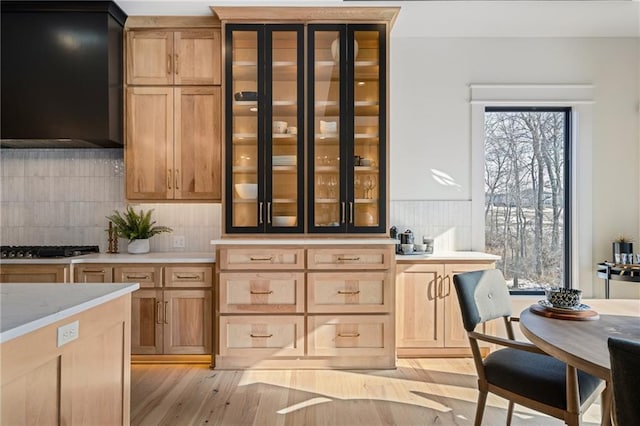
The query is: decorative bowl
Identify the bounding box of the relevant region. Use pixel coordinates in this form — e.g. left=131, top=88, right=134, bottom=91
left=545, top=288, right=582, bottom=308
left=273, top=216, right=296, bottom=226
left=400, top=244, right=414, bottom=255
left=413, top=243, right=427, bottom=252
left=273, top=121, right=288, bottom=134
left=234, top=183, right=257, bottom=200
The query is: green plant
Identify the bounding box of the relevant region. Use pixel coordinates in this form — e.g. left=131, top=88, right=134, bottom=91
left=107, top=206, right=172, bottom=242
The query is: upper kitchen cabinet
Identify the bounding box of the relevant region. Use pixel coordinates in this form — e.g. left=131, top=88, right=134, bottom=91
left=308, top=24, right=386, bottom=234
left=127, top=29, right=221, bottom=86
left=124, top=17, right=223, bottom=202
left=126, top=86, right=222, bottom=200
left=214, top=7, right=398, bottom=235
left=225, top=24, right=305, bottom=233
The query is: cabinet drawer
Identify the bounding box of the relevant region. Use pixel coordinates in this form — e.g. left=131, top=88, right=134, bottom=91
left=219, top=316, right=304, bottom=357
left=307, top=248, right=391, bottom=270
left=113, top=265, right=161, bottom=288
left=219, top=248, right=304, bottom=270
left=219, top=272, right=304, bottom=313
left=307, top=315, right=392, bottom=357
left=307, top=272, right=391, bottom=313
left=164, top=265, right=213, bottom=288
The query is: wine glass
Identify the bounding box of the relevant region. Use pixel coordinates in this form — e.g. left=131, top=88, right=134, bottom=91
left=316, top=175, right=325, bottom=198
left=328, top=176, right=337, bottom=199
left=363, top=176, right=372, bottom=199
left=354, top=176, right=361, bottom=199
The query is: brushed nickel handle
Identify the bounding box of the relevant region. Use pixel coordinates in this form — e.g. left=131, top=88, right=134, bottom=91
left=337, top=256, right=360, bottom=261
left=176, top=274, right=199, bottom=279
left=338, top=290, right=360, bottom=295
left=259, top=202, right=264, bottom=224
left=125, top=274, right=151, bottom=280
left=337, top=333, right=360, bottom=338
left=164, top=301, right=168, bottom=324
left=267, top=202, right=271, bottom=224
left=250, top=256, right=273, bottom=261
left=84, top=269, right=105, bottom=273
left=156, top=301, right=162, bottom=324
left=349, top=201, right=354, bottom=224
left=250, top=290, right=274, bottom=295
left=250, top=334, right=273, bottom=338
left=174, top=53, right=179, bottom=74
left=167, top=54, right=171, bottom=74
left=175, top=169, right=180, bottom=190
left=167, top=169, right=172, bottom=189
left=341, top=202, right=346, bottom=224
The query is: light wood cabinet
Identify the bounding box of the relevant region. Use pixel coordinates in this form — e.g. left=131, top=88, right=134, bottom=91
left=127, top=29, right=221, bottom=86
left=0, top=264, right=69, bottom=283
left=216, top=244, right=395, bottom=369
left=396, top=261, right=496, bottom=357
left=126, top=86, right=222, bottom=201
left=74, top=263, right=213, bottom=355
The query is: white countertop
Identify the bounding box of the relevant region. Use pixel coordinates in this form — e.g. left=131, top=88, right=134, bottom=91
left=396, top=251, right=501, bottom=261
left=0, top=252, right=215, bottom=265
left=211, top=238, right=396, bottom=246
left=0, top=283, right=140, bottom=344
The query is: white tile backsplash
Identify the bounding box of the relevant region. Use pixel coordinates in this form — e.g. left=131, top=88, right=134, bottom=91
left=1, top=149, right=222, bottom=253
left=390, top=200, right=472, bottom=251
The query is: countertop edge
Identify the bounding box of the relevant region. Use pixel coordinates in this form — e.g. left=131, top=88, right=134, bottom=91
left=0, top=252, right=215, bottom=265
left=0, top=283, right=140, bottom=344
left=210, top=238, right=397, bottom=245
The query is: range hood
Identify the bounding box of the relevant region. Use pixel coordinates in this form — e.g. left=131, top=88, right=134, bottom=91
left=1, top=1, right=127, bottom=148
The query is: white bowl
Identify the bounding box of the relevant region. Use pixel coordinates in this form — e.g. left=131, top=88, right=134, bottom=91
left=235, top=183, right=257, bottom=199
left=273, top=121, right=288, bottom=134
left=273, top=216, right=296, bottom=226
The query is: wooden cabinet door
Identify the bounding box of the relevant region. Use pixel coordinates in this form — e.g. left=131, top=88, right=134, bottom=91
left=126, top=30, right=174, bottom=85
left=0, top=265, right=68, bottom=283
left=174, top=30, right=221, bottom=85
left=396, top=263, right=445, bottom=349
left=163, top=290, right=212, bottom=354
left=174, top=87, right=222, bottom=200
left=126, top=87, right=174, bottom=200
left=131, top=289, right=163, bottom=355
left=74, top=265, right=113, bottom=283
left=443, top=262, right=495, bottom=348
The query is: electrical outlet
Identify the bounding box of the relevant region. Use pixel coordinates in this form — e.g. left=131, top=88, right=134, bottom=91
left=172, top=235, right=185, bottom=248
left=57, top=320, right=79, bottom=347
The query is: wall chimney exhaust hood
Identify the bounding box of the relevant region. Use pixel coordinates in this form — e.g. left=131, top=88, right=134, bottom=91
left=1, top=1, right=127, bottom=148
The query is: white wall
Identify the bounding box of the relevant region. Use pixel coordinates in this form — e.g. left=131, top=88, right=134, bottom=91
left=389, top=36, right=640, bottom=297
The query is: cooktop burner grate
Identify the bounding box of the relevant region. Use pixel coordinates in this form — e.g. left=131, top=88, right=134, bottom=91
left=0, top=245, right=99, bottom=258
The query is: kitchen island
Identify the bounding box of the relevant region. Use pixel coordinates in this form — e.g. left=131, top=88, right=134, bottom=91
left=0, top=282, right=139, bottom=425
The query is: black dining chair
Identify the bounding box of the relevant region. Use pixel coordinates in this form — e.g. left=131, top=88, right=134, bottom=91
left=608, top=336, right=640, bottom=426
left=453, top=269, right=605, bottom=426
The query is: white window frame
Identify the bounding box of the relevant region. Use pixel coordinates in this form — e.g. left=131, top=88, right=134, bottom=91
left=470, top=84, right=594, bottom=294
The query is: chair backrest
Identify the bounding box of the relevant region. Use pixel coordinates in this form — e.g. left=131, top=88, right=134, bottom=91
left=608, top=336, right=640, bottom=426
left=453, top=269, right=512, bottom=332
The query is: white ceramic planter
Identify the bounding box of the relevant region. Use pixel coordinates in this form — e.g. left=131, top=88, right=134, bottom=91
left=127, top=238, right=150, bottom=254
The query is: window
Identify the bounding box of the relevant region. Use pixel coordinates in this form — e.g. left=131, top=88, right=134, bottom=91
left=484, top=107, right=571, bottom=294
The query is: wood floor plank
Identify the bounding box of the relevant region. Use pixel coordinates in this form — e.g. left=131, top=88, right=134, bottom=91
left=131, top=359, right=602, bottom=425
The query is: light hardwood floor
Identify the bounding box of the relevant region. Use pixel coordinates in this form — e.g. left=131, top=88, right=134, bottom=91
left=131, top=358, right=602, bottom=425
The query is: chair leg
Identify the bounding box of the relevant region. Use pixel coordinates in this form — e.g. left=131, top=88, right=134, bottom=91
left=506, top=401, right=514, bottom=426
left=474, top=390, right=488, bottom=426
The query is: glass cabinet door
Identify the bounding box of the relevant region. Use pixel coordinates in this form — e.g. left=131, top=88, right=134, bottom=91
left=225, top=24, right=304, bottom=234
left=308, top=24, right=386, bottom=233
left=308, top=26, right=347, bottom=232
left=349, top=25, right=386, bottom=233
left=265, top=26, right=304, bottom=232
left=226, top=26, right=262, bottom=232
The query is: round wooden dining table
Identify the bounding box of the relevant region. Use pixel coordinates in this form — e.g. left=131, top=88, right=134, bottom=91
left=520, top=304, right=640, bottom=425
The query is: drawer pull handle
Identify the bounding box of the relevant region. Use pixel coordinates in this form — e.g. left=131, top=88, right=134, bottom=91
left=156, top=301, right=162, bottom=324
left=337, top=256, right=360, bottom=261
left=84, top=269, right=105, bottom=273
left=250, top=334, right=273, bottom=338
left=176, top=274, right=199, bottom=279
left=338, top=290, right=360, bottom=295
left=250, top=256, right=273, bottom=261
left=125, top=274, right=151, bottom=280
left=250, top=290, right=273, bottom=295
left=338, top=333, right=360, bottom=338
left=164, top=301, right=169, bottom=324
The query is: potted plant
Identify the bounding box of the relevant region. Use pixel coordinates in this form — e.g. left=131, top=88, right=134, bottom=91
left=107, top=206, right=172, bottom=254
left=612, top=234, right=633, bottom=264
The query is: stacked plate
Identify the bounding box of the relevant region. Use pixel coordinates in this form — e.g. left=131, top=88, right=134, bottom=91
left=273, top=155, right=296, bottom=166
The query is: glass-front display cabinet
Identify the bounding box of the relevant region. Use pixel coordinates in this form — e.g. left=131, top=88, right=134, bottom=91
left=308, top=24, right=386, bottom=233
left=225, top=24, right=304, bottom=233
